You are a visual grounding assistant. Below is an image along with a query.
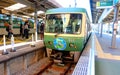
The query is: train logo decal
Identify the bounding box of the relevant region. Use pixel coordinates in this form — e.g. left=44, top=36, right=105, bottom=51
left=53, top=38, right=66, bottom=50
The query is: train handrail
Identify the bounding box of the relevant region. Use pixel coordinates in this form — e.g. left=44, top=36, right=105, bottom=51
left=87, top=32, right=95, bottom=75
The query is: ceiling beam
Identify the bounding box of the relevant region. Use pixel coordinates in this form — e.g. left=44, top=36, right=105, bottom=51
left=14, top=0, right=61, bottom=12
left=98, top=8, right=113, bottom=23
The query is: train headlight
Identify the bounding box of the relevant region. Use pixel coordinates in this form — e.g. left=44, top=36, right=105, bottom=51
left=69, top=43, right=74, bottom=47
left=74, top=46, right=77, bottom=48
left=69, top=43, right=77, bottom=48
left=48, top=41, right=52, bottom=45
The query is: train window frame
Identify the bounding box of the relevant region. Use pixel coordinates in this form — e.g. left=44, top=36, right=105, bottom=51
left=45, top=13, right=83, bottom=34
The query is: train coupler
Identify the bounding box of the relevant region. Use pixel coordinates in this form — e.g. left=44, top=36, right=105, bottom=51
left=50, top=52, right=62, bottom=59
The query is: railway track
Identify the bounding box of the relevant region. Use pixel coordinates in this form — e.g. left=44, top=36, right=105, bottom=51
left=36, top=59, right=76, bottom=75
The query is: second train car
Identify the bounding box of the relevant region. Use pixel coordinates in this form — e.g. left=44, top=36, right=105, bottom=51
left=44, top=8, right=91, bottom=63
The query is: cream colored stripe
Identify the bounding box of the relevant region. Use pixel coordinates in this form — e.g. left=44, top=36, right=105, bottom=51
left=44, top=33, right=84, bottom=37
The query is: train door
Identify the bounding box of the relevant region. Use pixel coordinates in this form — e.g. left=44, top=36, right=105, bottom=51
left=83, top=15, right=88, bottom=43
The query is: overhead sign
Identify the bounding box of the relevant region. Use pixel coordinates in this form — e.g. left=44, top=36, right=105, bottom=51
left=113, top=0, right=119, bottom=5
left=96, top=1, right=113, bottom=9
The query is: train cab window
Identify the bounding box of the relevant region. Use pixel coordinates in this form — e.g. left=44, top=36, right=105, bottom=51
left=45, top=14, right=82, bottom=34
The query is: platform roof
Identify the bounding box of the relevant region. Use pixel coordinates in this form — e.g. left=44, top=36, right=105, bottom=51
left=0, top=0, right=118, bottom=23
left=0, top=0, right=62, bottom=18
left=90, top=0, right=120, bottom=24
left=90, top=0, right=104, bottom=23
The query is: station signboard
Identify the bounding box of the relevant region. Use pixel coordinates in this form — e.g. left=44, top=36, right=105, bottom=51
left=96, top=1, right=113, bottom=9
left=113, top=0, right=120, bottom=5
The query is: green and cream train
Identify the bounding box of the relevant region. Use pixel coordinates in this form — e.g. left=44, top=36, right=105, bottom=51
left=44, top=8, right=91, bottom=63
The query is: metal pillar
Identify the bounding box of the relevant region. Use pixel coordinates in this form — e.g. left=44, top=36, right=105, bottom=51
left=119, top=23, right=120, bottom=35
left=100, top=23, right=103, bottom=37
left=111, top=6, right=119, bottom=48
left=34, top=4, right=38, bottom=42
left=74, top=0, right=77, bottom=7
left=108, top=22, right=110, bottom=33
left=98, top=23, right=100, bottom=34
left=10, top=12, right=13, bottom=29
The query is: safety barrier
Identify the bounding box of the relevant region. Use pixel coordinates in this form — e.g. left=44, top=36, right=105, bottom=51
left=0, top=41, right=45, bottom=75
left=72, top=32, right=95, bottom=75
left=87, top=33, right=95, bottom=75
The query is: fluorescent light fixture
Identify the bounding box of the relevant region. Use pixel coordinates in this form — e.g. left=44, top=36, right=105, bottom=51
left=30, top=10, right=44, bottom=16
left=4, top=3, right=26, bottom=11
left=22, top=16, right=30, bottom=18
left=38, top=11, right=44, bottom=14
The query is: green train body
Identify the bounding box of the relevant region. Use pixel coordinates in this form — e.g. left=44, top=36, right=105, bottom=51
left=44, top=34, right=84, bottom=51
left=0, top=15, right=34, bottom=35
left=44, top=8, right=91, bottom=52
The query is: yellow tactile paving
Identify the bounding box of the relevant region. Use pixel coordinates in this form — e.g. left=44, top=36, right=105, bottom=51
left=95, top=35, right=120, bottom=60
left=0, top=35, right=33, bottom=45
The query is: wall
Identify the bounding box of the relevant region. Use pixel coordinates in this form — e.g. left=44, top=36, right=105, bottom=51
left=0, top=42, right=45, bottom=75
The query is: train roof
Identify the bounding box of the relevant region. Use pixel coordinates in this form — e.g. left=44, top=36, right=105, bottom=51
left=46, top=8, right=90, bottom=23
left=46, top=8, right=87, bottom=14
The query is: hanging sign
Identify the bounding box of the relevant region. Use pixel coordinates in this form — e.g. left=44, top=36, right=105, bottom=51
left=113, top=0, right=119, bottom=5
left=96, top=1, right=113, bottom=9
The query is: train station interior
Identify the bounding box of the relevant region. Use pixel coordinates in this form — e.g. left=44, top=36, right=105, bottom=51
left=0, top=0, right=120, bottom=75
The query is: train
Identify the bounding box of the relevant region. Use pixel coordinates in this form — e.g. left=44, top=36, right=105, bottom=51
left=0, top=14, right=40, bottom=35
left=44, top=8, right=91, bottom=63
left=0, top=17, right=33, bottom=35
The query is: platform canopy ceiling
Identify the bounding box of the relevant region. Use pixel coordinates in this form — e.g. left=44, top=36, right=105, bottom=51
left=0, top=0, right=117, bottom=23
left=90, top=0, right=104, bottom=23
left=0, top=0, right=62, bottom=18
left=90, top=0, right=120, bottom=23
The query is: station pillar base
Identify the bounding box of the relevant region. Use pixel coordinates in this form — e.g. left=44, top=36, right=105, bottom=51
left=31, top=44, right=35, bottom=47
left=10, top=48, right=16, bottom=52
left=2, top=51, right=9, bottom=55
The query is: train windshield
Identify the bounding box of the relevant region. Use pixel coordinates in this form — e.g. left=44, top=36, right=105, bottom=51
left=45, top=14, right=82, bottom=34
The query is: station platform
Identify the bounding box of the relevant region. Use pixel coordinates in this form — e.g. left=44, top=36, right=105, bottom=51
left=95, top=33, right=120, bottom=75
left=0, top=34, right=42, bottom=46
left=1, top=33, right=120, bottom=75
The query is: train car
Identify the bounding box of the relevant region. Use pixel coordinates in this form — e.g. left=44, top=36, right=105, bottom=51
left=44, top=8, right=91, bottom=63
left=0, top=14, right=34, bottom=35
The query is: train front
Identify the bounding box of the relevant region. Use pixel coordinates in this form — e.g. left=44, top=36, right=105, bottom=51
left=44, top=8, right=85, bottom=62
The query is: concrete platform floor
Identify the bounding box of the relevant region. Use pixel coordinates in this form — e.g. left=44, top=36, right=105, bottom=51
left=0, top=34, right=43, bottom=46
left=95, top=33, right=120, bottom=75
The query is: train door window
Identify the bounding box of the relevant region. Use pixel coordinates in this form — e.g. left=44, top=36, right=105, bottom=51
left=63, top=14, right=82, bottom=34
left=75, top=14, right=82, bottom=34
left=86, top=18, right=91, bottom=37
